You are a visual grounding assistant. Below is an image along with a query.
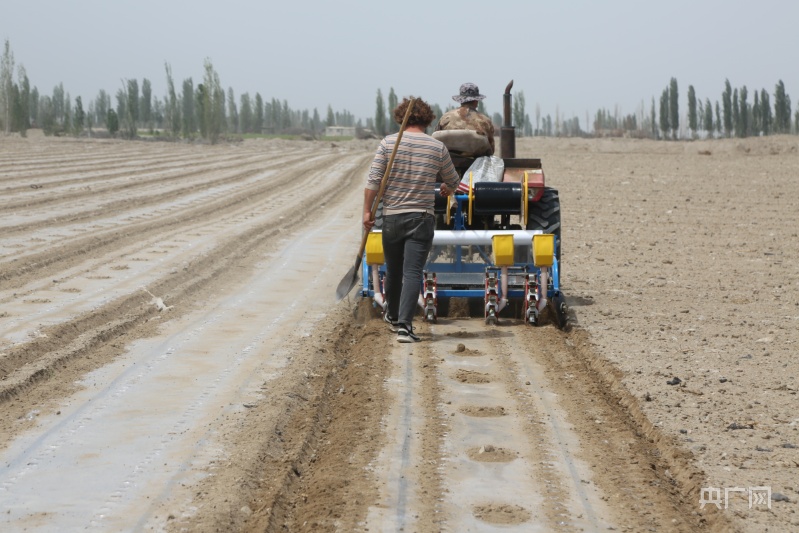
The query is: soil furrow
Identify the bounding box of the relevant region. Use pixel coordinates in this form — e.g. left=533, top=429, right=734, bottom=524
left=0, top=150, right=312, bottom=215
left=0, top=152, right=361, bottom=288
left=0, top=153, right=369, bottom=400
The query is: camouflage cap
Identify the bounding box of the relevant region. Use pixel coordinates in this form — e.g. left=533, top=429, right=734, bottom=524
left=453, top=82, right=486, bottom=103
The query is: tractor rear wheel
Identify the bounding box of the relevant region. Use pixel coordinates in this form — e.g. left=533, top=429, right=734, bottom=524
left=527, top=187, right=562, bottom=278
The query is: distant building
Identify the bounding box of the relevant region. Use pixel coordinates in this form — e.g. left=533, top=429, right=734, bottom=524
left=325, top=126, right=356, bottom=137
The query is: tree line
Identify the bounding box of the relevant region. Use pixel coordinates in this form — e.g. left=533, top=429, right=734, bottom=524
left=0, top=39, right=357, bottom=142
left=561, top=77, right=794, bottom=140
left=2, top=38, right=796, bottom=142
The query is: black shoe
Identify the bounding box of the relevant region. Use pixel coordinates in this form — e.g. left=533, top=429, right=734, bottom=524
left=383, top=313, right=399, bottom=332
left=397, top=325, right=420, bottom=343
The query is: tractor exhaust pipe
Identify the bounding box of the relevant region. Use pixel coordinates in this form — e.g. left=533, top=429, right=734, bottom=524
left=501, top=80, right=515, bottom=159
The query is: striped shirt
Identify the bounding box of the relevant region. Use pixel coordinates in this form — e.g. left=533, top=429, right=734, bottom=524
left=366, top=132, right=460, bottom=216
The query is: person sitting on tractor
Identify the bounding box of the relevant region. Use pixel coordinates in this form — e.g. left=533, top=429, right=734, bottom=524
left=435, top=82, right=495, bottom=157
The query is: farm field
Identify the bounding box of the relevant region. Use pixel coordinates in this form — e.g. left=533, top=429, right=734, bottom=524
left=0, top=132, right=797, bottom=532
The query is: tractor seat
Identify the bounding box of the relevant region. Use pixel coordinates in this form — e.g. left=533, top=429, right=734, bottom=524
left=432, top=129, right=492, bottom=157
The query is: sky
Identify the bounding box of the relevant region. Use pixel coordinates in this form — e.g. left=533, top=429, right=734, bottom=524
left=3, top=0, right=799, bottom=126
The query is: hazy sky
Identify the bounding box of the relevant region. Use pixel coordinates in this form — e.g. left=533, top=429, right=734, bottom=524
left=4, top=0, right=798, bottom=124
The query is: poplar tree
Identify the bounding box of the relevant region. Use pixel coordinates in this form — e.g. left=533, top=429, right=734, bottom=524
left=227, top=87, right=238, bottom=133
left=73, top=96, right=85, bottom=135
left=181, top=78, right=195, bottom=138
left=106, top=108, right=119, bottom=136
left=30, top=86, right=39, bottom=126
left=740, top=86, right=749, bottom=137
left=659, top=88, right=670, bottom=139
left=650, top=97, right=657, bottom=138
left=115, top=87, right=127, bottom=136
left=387, top=88, right=398, bottom=133
left=254, top=93, right=264, bottom=133
left=668, top=77, right=679, bottom=139
left=93, top=90, right=107, bottom=129
left=752, top=90, right=761, bottom=135
left=732, top=88, right=740, bottom=137
left=513, top=90, right=526, bottom=136
left=239, top=93, right=252, bottom=133
left=722, top=79, right=732, bottom=137
left=141, top=78, right=152, bottom=130
left=195, top=83, right=207, bottom=138
left=326, top=104, right=335, bottom=127
left=310, top=108, right=319, bottom=133
left=774, top=80, right=790, bottom=133
left=164, top=64, right=180, bottom=137
left=126, top=78, right=139, bottom=131
left=0, top=39, right=13, bottom=133
left=760, top=89, right=772, bottom=135
left=374, top=89, right=386, bottom=136
left=202, top=59, right=225, bottom=143
left=703, top=98, right=713, bottom=138
left=687, top=85, right=697, bottom=137
left=17, top=65, right=30, bottom=134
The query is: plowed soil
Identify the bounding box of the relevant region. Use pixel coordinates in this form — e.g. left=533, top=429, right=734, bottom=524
left=0, top=132, right=797, bottom=532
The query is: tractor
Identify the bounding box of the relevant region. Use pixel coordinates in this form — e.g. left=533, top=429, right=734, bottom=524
left=361, top=81, right=566, bottom=328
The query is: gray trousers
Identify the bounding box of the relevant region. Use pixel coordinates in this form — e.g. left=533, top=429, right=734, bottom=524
left=382, top=212, right=435, bottom=327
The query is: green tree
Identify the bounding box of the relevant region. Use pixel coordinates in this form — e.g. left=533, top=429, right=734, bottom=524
left=659, top=88, right=670, bottom=139
left=513, top=91, right=526, bottom=136
left=239, top=93, right=252, bottom=133
left=687, top=84, right=697, bottom=137
left=202, top=58, right=225, bottom=143
left=39, top=95, right=55, bottom=134
left=94, top=89, right=109, bottom=128
left=182, top=78, right=195, bottom=138
left=63, top=91, right=72, bottom=133
left=650, top=97, right=657, bottom=138
left=752, top=90, right=761, bottom=135
left=774, top=80, right=791, bottom=133
left=703, top=98, right=714, bottom=138
left=17, top=65, right=30, bottom=134
left=73, top=96, right=85, bottom=135
left=311, top=107, right=320, bottom=133
left=668, top=77, right=679, bottom=139
left=254, top=93, right=264, bottom=133
left=739, top=86, right=749, bottom=137
left=0, top=39, right=14, bottom=133
left=732, top=88, right=740, bottom=137
left=227, top=87, right=238, bottom=133
left=164, top=64, right=180, bottom=137
left=107, top=108, right=119, bottom=136
left=374, top=89, right=386, bottom=136
left=722, top=79, right=732, bottom=137
left=281, top=99, right=290, bottom=130
left=326, top=104, right=335, bottom=127
left=387, top=87, right=398, bottom=133
left=141, top=78, right=152, bottom=130
left=760, top=89, right=772, bottom=135
left=29, top=85, right=39, bottom=126
left=126, top=78, right=139, bottom=130
left=195, top=83, right=207, bottom=138
left=52, top=83, right=65, bottom=126
left=715, top=101, right=722, bottom=135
